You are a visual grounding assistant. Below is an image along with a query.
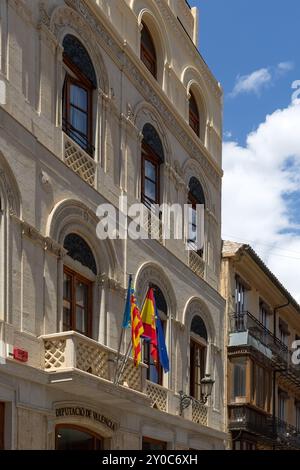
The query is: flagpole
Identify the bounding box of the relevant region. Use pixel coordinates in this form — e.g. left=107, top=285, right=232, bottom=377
left=115, top=338, right=133, bottom=386
left=114, top=273, right=133, bottom=384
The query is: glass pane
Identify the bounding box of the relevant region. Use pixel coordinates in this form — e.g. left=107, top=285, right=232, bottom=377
left=145, top=160, right=156, bottom=180
left=70, top=107, right=87, bottom=135
left=56, top=427, right=102, bottom=450
left=70, top=84, right=88, bottom=111
left=145, top=179, right=156, bottom=201
left=76, top=281, right=88, bottom=307
left=63, top=273, right=71, bottom=300
left=232, top=358, right=246, bottom=398
left=63, top=301, right=71, bottom=331
left=76, top=306, right=86, bottom=333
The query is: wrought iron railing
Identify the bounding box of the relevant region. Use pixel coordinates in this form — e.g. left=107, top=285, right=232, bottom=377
left=229, top=405, right=300, bottom=449
left=62, top=118, right=94, bottom=157
left=230, top=311, right=288, bottom=364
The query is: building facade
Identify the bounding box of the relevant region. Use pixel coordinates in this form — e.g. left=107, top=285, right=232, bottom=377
left=0, top=0, right=226, bottom=449
left=221, top=241, right=300, bottom=450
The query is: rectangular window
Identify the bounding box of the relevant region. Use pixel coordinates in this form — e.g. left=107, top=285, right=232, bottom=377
left=259, top=301, right=270, bottom=329
left=279, top=319, right=289, bottom=346
left=142, top=437, right=167, bottom=450
left=278, top=390, right=286, bottom=421
left=141, top=147, right=160, bottom=208
left=190, top=339, right=206, bottom=400
left=231, top=357, right=246, bottom=400
left=296, top=402, right=300, bottom=432
left=63, top=267, right=92, bottom=337
left=63, top=74, right=93, bottom=156
left=0, top=402, right=4, bottom=450
left=235, top=278, right=246, bottom=314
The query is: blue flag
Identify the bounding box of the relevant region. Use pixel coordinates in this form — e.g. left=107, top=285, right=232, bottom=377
left=122, top=274, right=132, bottom=329
left=155, top=305, right=170, bottom=373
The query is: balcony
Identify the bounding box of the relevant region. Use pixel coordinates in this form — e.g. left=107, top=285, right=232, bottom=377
left=229, top=405, right=300, bottom=449
left=230, top=311, right=288, bottom=365
left=188, top=251, right=205, bottom=278
left=41, top=331, right=208, bottom=427
left=230, top=312, right=300, bottom=385
left=62, top=132, right=96, bottom=187
left=42, top=331, right=146, bottom=394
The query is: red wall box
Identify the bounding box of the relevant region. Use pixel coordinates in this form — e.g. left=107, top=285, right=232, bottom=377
left=13, top=348, right=28, bottom=362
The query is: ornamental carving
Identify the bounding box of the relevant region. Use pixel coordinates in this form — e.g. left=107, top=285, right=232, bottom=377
left=0, top=168, right=18, bottom=216
left=49, top=0, right=221, bottom=189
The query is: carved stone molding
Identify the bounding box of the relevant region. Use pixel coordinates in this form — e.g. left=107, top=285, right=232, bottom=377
left=135, top=263, right=177, bottom=319
left=49, top=0, right=221, bottom=189
left=0, top=168, right=18, bottom=216
left=96, top=273, right=123, bottom=293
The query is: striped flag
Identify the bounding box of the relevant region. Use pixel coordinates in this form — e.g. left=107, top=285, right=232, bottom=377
left=141, top=288, right=158, bottom=364
left=131, top=290, right=144, bottom=367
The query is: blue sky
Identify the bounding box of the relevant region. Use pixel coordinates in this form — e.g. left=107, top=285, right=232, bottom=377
left=190, top=0, right=300, bottom=143
left=189, top=0, right=300, bottom=300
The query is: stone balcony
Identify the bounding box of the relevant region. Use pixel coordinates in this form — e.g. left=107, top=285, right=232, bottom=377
left=40, top=331, right=208, bottom=426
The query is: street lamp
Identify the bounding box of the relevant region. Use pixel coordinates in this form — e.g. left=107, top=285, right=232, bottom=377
left=179, top=374, right=215, bottom=416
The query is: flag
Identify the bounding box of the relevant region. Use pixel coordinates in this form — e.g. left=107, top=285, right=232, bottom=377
left=141, top=288, right=158, bottom=364
left=131, top=291, right=144, bottom=367
left=155, top=305, right=169, bottom=373
left=122, top=274, right=132, bottom=329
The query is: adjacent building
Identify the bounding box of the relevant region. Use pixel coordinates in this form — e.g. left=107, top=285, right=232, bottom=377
left=0, top=0, right=226, bottom=449
left=222, top=241, right=300, bottom=450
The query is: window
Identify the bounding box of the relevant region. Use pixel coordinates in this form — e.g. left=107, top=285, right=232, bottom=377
left=189, top=90, right=200, bottom=136
left=55, top=425, right=103, bottom=450
left=278, top=389, right=287, bottom=421
left=231, top=357, right=246, bottom=400
left=142, top=437, right=167, bottom=450
left=62, top=35, right=97, bottom=156
left=144, top=285, right=167, bottom=385
left=259, top=301, right=270, bottom=330
left=251, top=363, right=271, bottom=411
left=141, top=124, right=164, bottom=209
left=190, top=316, right=207, bottom=400
left=279, top=319, right=289, bottom=346
left=0, top=402, right=4, bottom=450
left=296, top=401, right=300, bottom=432
left=235, top=277, right=246, bottom=314
left=233, top=440, right=256, bottom=451
left=64, top=233, right=97, bottom=275
left=63, top=267, right=92, bottom=337
left=188, top=177, right=205, bottom=256
left=140, top=22, right=157, bottom=79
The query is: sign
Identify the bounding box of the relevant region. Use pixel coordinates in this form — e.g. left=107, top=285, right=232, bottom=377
left=13, top=347, right=28, bottom=362
left=55, top=406, right=117, bottom=431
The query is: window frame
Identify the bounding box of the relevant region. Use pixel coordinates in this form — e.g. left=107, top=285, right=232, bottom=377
left=140, top=22, right=157, bottom=79
left=141, top=141, right=161, bottom=208
left=189, top=337, right=206, bottom=400
left=142, top=436, right=167, bottom=450
left=62, top=54, right=94, bottom=156
left=63, top=266, right=93, bottom=337
left=189, top=90, right=200, bottom=137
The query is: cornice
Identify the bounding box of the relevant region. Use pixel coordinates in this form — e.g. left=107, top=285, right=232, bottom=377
left=53, top=0, right=222, bottom=189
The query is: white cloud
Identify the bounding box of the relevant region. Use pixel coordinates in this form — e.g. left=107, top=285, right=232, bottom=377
left=230, top=62, right=294, bottom=98
left=222, top=101, right=300, bottom=302
left=277, top=61, right=294, bottom=73
left=224, top=131, right=233, bottom=139
left=230, top=68, right=272, bottom=97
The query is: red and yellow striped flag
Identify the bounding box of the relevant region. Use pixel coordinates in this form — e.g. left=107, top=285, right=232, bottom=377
left=141, top=288, right=158, bottom=364
left=131, top=291, right=144, bottom=367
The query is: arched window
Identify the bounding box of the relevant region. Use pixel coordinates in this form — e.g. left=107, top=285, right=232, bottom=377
left=190, top=315, right=208, bottom=400
left=144, top=284, right=167, bottom=385
left=189, top=90, right=200, bottom=137
left=140, top=22, right=157, bottom=79
left=141, top=124, right=164, bottom=209
left=63, top=233, right=97, bottom=337
left=188, top=177, right=205, bottom=256
left=62, top=34, right=97, bottom=157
